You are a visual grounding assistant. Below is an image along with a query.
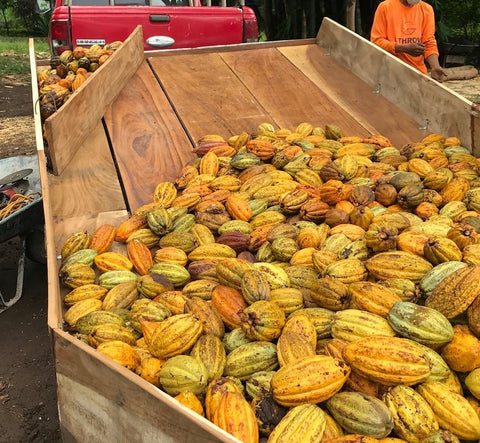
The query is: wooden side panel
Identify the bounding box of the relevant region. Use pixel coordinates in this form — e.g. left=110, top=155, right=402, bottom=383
left=47, top=120, right=126, bottom=221
left=278, top=44, right=429, bottom=147
left=104, top=61, right=196, bottom=212
left=44, top=26, right=144, bottom=175
left=316, top=18, right=474, bottom=151
left=473, top=104, right=480, bottom=157
left=53, top=330, right=236, bottom=443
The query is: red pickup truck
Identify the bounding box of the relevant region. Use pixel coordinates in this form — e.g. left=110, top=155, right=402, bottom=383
left=39, top=0, right=258, bottom=56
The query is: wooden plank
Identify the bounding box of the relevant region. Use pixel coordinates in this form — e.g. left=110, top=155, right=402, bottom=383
left=53, top=330, right=237, bottom=443
left=219, top=48, right=369, bottom=137
left=31, top=40, right=64, bottom=330
left=316, top=18, right=475, bottom=151
left=278, top=44, right=429, bottom=147
left=473, top=104, right=480, bottom=157
left=149, top=48, right=368, bottom=141
left=104, top=61, right=197, bottom=211
left=44, top=26, right=144, bottom=175
left=146, top=38, right=317, bottom=57
left=147, top=52, right=272, bottom=141
left=47, top=120, right=126, bottom=221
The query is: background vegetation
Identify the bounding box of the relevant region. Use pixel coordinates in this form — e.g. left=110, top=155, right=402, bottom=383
left=0, top=0, right=478, bottom=75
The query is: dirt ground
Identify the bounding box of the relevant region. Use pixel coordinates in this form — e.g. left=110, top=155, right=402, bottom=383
left=0, top=73, right=61, bottom=442
left=0, top=65, right=479, bottom=442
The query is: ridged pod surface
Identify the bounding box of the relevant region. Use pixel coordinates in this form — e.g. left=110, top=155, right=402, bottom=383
left=94, top=251, right=134, bottom=273
left=343, top=336, right=431, bottom=386
left=239, top=300, right=285, bottom=341
left=96, top=340, right=140, bottom=371
left=348, top=281, right=402, bottom=318
left=425, top=265, right=480, bottom=319
left=89, top=224, right=116, bottom=253
left=276, top=331, right=315, bottom=367
left=190, top=335, right=226, bottom=383
left=417, top=381, right=480, bottom=441
left=267, top=404, right=326, bottom=443
left=271, top=355, right=350, bottom=406
left=159, top=355, right=208, bottom=396
left=387, top=302, right=454, bottom=349
left=205, top=377, right=243, bottom=421
left=366, top=251, right=433, bottom=282
left=141, top=314, right=202, bottom=359
left=224, top=341, right=278, bottom=381
left=63, top=284, right=107, bottom=307
left=326, top=391, right=394, bottom=439
left=383, top=385, right=439, bottom=442
left=331, top=309, right=395, bottom=342
left=213, top=391, right=259, bottom=443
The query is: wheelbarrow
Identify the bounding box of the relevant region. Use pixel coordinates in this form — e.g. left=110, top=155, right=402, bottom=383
left=0, top=155, right=45, bottom=314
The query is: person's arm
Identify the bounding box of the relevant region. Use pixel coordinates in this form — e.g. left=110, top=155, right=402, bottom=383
left=370, top=4, right=396, bottom=54
left=422, top=5, right=447, bottom=82
left=426, top=54, right=447, bottom=82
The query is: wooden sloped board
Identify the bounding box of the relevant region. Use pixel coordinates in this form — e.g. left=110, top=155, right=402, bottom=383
left=47, top=120, right=126, bottom=221
left=219, top=47, right=366, bottom=137
left=148, top=47, right=368, bottom=141
left=44, top=26, right=144, bottom=176
left=104, top=61, right=197, bottom=211
left=54, top=330, right=237, bottom=442
left=147, top=52, right=273, bottom=141
left=278, top=44, right=429, bottom=147
left=316, top=18, right=477, bottom=152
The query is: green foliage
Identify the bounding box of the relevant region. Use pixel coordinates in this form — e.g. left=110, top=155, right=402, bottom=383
left=428, top=0, right=480, bottom=44
left=0, top=0, right=50, bottom=36
left=0, top=36, right=49, bottom=75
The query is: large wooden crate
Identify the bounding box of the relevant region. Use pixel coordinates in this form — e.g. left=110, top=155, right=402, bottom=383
left=32, top=19, right=479, bottom=441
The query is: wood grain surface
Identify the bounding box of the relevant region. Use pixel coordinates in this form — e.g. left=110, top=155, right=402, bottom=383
left=279, top=44, right=428, bottom=148
left=47, top=121, right=126, bottom=221
left=44, top=26, right=144, bottom=175
left=219, top=47, right=369, bottom=137
left=147, top=52, right=272, bottom=139
left=54, top=330, right=237, bottom=442
left=104, top=60, right=197, bottom=212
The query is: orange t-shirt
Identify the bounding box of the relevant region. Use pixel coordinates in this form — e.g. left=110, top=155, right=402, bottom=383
left=370, top=0, right=439, bottom=74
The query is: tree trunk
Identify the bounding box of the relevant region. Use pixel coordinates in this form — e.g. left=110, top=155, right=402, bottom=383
left=346, top=0, right=356, bottom=31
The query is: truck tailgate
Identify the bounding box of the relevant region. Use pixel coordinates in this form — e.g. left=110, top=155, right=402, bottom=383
left=69, top=6, right=246, bottom=51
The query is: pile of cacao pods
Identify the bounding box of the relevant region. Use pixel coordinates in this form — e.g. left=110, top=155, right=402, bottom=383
left=37, top=41, right=122, bottom=120
left=58, top=122, right=480, bottom=443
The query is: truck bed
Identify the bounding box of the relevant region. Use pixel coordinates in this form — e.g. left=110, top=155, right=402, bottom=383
left=34, top=19, right=480, bottom=441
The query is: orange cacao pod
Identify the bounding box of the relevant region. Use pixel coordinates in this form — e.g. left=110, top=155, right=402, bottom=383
left=126, top=239, right=153, bottom=276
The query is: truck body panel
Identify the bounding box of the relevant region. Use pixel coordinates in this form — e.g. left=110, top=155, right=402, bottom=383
left=48, top=0, right=258, bottom=54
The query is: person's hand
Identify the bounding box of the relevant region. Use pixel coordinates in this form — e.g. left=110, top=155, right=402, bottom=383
left=430, top=66, right=448, bottom=82
left=403, top=42, right=425, bottom=56
left=396, top=42, right=425, bottom=56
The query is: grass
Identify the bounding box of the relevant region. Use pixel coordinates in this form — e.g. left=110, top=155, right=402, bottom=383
left=0, top=37, right=50, bottom=76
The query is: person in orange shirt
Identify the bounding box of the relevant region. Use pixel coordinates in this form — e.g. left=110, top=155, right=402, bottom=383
left=370, top=0, right=447, bottom=81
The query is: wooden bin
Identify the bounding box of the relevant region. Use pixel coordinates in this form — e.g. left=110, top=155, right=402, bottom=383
left=32, top=19, right=479, bottom=441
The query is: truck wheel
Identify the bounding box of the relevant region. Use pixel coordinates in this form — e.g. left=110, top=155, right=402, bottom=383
left=26, top=225, right=46, bottom=265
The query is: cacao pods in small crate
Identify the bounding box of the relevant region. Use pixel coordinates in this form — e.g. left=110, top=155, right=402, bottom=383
left=58, top=122, right=480, bottom=442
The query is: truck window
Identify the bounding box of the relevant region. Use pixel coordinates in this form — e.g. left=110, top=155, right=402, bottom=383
left=114, top=0, right=147, bottom=4
left=68, top=0, right=190, bottom=4
left=70, top=0, right=109, bottom=4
